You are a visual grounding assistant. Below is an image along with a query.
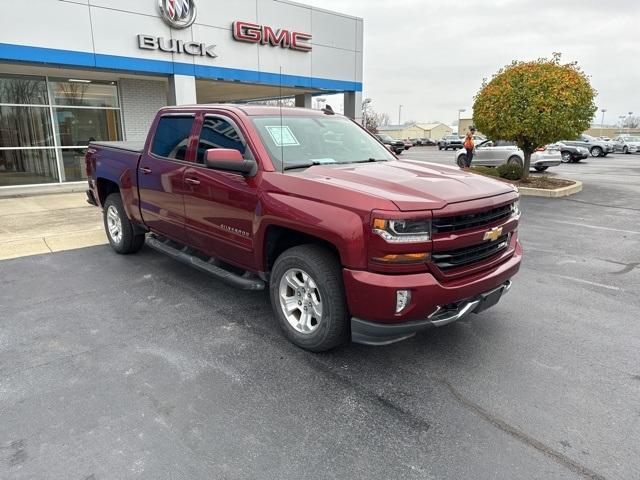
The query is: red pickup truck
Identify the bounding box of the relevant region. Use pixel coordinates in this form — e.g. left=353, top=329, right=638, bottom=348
left=86, top=105, right=522, bottom=351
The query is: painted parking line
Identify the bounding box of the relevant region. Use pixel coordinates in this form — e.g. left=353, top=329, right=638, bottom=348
left=547, top=219, right=640, bottom=235
left=551, top=274, right=622, bottom=291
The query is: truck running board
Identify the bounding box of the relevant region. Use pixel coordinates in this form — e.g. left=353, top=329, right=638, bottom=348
left=146, top=235, right=265, bottom=291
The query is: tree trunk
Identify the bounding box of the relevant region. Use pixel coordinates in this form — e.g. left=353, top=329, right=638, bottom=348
left=522, top=150, right=531, bottom=179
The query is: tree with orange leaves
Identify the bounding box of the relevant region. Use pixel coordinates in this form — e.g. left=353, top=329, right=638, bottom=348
left=473, top=53, right=596, bottom=178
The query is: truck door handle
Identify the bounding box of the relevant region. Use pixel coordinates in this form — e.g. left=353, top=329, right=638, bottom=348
left=185, top=177, right=201, bottom=185
left=139, top=166, right=152, bottom=174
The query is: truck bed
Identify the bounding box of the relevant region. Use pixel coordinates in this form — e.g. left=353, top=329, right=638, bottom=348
left=90, top=141, right=145, bottom=153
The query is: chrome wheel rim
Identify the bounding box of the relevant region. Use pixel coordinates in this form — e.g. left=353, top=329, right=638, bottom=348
left=106, top=205, right=123, bottom=245
left=278, top=268, right=323, bottom=334
left=561, top=152, right=571, bottom=163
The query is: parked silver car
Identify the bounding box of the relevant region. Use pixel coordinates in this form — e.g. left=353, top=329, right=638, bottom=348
left=455, top=140, right=562, bottom=171
left=612, top=136, right=640, bottom=154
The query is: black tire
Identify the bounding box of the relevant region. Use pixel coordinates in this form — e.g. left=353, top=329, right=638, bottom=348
left=590, top=146, right=603, bottom=157
left=456, top=155, right=467, bottom=168
left=444, top=147, right=449, bottom=151
left=395, top=149, right=403, bottom=155
left=507, top=156, right=523, bottom=167
left=269, top=245, right=349, bottom=352
left=534, top=166, right=548, bottom=171
left=561, top=151, right=572, bottom=163
left=103, top=193, right=145, bottom=254
left=623, top=146, right=629, bottom=154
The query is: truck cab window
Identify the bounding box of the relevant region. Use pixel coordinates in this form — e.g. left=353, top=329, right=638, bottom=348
left=150, top=116, right=194, bottom=161
left=196, top=116, right=248, bottom=164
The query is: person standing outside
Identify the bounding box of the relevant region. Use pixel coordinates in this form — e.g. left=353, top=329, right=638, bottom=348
left=463, top=126, right=476, bottom=168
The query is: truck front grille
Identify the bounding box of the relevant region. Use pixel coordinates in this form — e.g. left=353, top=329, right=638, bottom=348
left=432, top=235, right=509, bottom=270
left=433, top=204, right=513, bottom=233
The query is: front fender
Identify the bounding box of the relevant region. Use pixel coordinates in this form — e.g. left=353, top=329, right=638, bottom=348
left=256, top=192, right=368, bottom=270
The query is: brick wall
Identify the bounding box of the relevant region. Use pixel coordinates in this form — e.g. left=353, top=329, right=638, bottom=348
left=119, top=78, right=168, bottom=142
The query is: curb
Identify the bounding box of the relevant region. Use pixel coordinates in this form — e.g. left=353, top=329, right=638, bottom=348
left=518, top=180, right=582, bottom=198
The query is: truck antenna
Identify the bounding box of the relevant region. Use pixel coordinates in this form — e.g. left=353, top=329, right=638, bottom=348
left=279, top=66, right=284, bottom=173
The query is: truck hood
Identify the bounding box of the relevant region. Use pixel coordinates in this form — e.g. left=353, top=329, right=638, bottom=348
left=294, top=160, right=515, bottom=211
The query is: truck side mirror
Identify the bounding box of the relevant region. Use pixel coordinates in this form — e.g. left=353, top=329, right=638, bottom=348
left=205, top=149, right=256, bottom=176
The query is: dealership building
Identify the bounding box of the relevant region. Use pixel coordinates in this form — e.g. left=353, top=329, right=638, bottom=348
left=0, top=0, right=363, bottom=189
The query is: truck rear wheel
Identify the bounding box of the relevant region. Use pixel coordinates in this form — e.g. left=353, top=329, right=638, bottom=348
left=269, top=245, right=349, bottom=352
left=103, top=193, right=145, bottom=254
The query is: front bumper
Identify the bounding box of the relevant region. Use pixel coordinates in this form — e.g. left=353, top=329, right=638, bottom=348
left=344, top=239, right=522, bottom=345
left=351, top=281, right=512, bottom=345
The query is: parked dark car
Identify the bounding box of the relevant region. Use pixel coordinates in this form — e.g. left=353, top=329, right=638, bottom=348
left=420, top=137, right=436, bottom=146
left=560, top=134, right=613, bottom=157
left=551, top=143, right=590, bottom=163
left=375, top=134, right=405, bottom=154
left=438, top=135, right=463, bottom=150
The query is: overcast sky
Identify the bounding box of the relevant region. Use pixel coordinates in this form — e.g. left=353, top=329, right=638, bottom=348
left=303, top=0, right=639, bottom=126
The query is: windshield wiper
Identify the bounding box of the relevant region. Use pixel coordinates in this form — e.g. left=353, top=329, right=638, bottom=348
left=283, top=160, right=334, bottom=171
left=349, top=158, right=389, bottom=163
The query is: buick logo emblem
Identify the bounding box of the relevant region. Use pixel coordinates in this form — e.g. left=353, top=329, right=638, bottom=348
left=158, top=0, right=197, bottom=29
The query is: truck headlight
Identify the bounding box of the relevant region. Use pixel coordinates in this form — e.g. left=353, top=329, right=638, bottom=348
left=372, top=218, right=431, bottom=243
left=510, top=200, right=520, bottom=216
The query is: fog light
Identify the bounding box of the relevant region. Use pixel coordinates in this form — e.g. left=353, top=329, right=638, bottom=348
left=396, top=290, right=412, bottom=313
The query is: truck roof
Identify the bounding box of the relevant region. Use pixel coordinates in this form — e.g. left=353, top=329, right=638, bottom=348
left=158, top=104, right=333, bottom=117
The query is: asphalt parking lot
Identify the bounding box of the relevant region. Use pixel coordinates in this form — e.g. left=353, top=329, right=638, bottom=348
left=1, top=149, right=639, bottom=479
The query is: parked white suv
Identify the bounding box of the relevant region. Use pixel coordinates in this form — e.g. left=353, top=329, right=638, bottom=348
left=455, top=140, right=562, bottom=171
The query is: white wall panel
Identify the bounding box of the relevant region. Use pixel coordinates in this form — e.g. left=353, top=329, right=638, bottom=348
left=196, top=0, right=258, bottom=29
left=311, top=45, right=356, bottom=82
left=257, top=0, right=312, bottom=34
left=0, top=0, right=93, bottom=53
left=91, top=8, right=171, bottom=60
left=311, top=9, right=357, bottom=51
left=89, top=0, right=157, bottom=17
left=191, top=25, right=260, bottom=72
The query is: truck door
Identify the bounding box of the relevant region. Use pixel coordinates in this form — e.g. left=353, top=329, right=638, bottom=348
left=183, top=113, right=259, bottom=270
left=138, top=114, right=196, bottom=243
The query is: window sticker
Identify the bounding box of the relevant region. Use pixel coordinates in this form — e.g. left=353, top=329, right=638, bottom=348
left=265, top=126, right=300, bottom=146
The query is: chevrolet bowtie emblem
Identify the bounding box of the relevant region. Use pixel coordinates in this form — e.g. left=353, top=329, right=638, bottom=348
left=483, top=226, right=503, bottom=241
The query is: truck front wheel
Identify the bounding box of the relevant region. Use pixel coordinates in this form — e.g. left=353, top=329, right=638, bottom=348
left=270, top=245, right=349, bottom=352
left=103, top=193, right=145, bottom=254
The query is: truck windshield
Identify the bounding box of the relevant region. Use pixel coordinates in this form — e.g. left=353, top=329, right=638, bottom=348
left=251, top=115, right=395, bottom=170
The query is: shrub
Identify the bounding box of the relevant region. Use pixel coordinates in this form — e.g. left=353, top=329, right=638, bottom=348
left=470, top=166, right=500, bottom=177
left=496, top=163, right=523, bottom=180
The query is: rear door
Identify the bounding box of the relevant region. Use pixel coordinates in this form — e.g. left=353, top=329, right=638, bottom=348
left=137, top=114, right=197, bottom=243
left=183, top=112, right=259, bottom=270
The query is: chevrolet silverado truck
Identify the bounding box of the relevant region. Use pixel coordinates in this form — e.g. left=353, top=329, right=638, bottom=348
left=86, top=105, right=522, bottom=352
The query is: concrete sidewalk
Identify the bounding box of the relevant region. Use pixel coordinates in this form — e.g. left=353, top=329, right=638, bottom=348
left=0, top=193, right=106, bottom=260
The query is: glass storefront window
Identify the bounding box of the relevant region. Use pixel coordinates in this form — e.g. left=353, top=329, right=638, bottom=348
left=59, top=148, right=89, bottom=182
left=0, top=74, right=122, bottom=187
left=0, top=148, right=58, bottom=186
left=54, top=108, right=121, bottom=146
left=49, top=79, right=119, bottom=108
left=0, top=74, right=48, bottom=105
left=0, top=106, right=54, bottom=148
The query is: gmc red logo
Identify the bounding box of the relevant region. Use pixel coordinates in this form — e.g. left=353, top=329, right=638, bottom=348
left=232, top=21, right=312, bottom=52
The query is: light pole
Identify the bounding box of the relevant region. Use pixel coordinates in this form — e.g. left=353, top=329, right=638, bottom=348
left=619, top=115, right=626, bottom=133
left=600, top=108, right=607, bottom=136
left=629, top=112, right=634, bottom=133
left=458, top=109, right=466, bottom=133
left=362, top=98, right=372, bottom=130
left=398, top=105, right=403, bottom=125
